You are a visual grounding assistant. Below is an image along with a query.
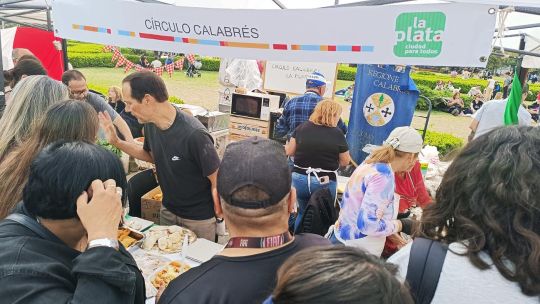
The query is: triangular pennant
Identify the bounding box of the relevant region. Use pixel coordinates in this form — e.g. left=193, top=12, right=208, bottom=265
left=124, top=61, right=134, bottom=73
left=165, top=64, right=174, bottom=77
left=115, top=56, right=126, bottom=68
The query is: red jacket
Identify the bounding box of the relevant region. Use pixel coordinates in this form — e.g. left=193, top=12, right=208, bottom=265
left=394, top=161, right=432, bottom=213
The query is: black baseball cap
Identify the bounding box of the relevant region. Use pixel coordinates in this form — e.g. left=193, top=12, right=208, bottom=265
left=217, top=137, right=291, bottom=209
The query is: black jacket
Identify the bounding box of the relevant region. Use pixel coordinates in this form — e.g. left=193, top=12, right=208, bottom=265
left=0, top=208, right=145, bottom=304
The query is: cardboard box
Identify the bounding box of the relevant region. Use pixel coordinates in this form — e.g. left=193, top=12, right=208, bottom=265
left=229, top=115, right=270, bottom=139
left=141, top=186, right=162, bottom=224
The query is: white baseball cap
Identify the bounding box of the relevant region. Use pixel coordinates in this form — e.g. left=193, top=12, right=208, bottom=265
left=383, top=126, right=423, bottom=153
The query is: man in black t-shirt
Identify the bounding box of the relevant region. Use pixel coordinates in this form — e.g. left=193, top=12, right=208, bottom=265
left=158, top=137, right=330, bottom=304
left=100, top=71, right=220, bottom=241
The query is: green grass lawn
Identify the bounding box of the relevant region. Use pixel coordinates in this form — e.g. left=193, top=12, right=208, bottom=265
left=80, top=67, right=472, bottom=141
left=80, top=67, right=220, bottom=110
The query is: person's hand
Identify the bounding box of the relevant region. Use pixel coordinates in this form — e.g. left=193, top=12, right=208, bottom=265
left=98, top=111, right=120, bottom=145
left=77, top=179, right=123, bottom=241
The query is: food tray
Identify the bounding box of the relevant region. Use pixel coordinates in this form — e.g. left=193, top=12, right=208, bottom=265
left=141, top=225, right=197, bottom=254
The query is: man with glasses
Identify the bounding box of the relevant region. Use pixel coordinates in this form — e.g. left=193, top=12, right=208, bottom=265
left=62, top=70, right=133, bottom=142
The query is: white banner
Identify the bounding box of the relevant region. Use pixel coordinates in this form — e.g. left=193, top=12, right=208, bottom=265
left=263, top=61, right=337, bottom=98
left=52, top=0, right=497, bottom=67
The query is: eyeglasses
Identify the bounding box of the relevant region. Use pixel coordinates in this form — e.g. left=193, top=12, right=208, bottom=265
left=69, top=87, right=88, bottom=97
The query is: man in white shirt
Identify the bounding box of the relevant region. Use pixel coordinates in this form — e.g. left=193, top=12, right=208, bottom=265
left=469, top=91, right=531, bottom=141
left=150, top=58, right=162, bottom=68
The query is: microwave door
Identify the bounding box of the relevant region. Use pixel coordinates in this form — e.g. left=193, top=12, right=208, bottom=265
left=232, top=95, right=262, bottom=119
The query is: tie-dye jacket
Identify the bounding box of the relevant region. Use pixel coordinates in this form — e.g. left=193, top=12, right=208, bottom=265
left=336, top=162, right=398, bottom=240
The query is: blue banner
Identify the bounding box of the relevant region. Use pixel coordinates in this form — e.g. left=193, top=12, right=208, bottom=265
left=346, top=65, right=419, bottom=164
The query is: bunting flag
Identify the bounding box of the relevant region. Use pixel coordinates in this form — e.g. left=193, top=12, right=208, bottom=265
left=165, top=63, right=174, bottom=77
left=124, top=61, right=134, bottom=73
left=175, top=58, right=184, bottom=70
left=186, top=54, right=196, bottom=64
left=111, top=49, right=121, bottom=62
left=115, top=56, right=126, bottom=68
left=104, top=45, right=189, bottom=78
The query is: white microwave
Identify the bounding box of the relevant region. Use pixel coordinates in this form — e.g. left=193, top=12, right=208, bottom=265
left=231, top=92, right=280, bottom=121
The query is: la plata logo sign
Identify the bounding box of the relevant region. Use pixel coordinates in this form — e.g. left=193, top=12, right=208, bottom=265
left=394, top=12, right=446, bottom=58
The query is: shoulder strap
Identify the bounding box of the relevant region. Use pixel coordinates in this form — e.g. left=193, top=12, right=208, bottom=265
left=5, top=213, right=58, bottom=242
left=406, top=238, right=448, bottom=304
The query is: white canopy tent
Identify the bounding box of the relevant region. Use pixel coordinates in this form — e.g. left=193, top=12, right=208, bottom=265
left=2, top=0, right=540, bottom=54
left=2, top=0, right=540, bottom=112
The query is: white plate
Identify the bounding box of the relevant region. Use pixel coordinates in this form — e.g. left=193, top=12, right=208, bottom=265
left=124, top=216, right=154, bottom=232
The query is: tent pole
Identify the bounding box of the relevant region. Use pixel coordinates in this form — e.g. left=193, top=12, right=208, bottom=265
left=46, top=6, right=52, bottom=31
left=62, top=39, right=69, bottom=72
left=517, top=35, right=528, bottom=91
left=272, top=0, right=286, bottom=9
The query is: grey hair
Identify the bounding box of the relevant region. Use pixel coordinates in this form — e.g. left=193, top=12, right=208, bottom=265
left=0, top=75, right=69, bottom=159
left=272, top=246, right=414, bottom=304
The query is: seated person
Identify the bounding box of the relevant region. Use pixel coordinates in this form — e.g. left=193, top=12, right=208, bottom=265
left=463, top=93, right=484, bottom=115
left=158, top=137, right=330, bottom=304
left=434, top=80, right=444, bottom=91
left=467, top=86, right=482, bottom=97
left=527, top=98, right=539, bottom=123
left=446, top=91, right=464, bottom=116
left=0, top=141, right=145, bottom=303
left=265, top=246, right=414, bottom=304
left=344, top=84, right=354, bottom=102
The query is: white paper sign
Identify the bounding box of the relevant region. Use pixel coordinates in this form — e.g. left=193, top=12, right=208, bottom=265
left=263, top=61, right=337, bottom=98
left=52, top=0, right=496, bottom=66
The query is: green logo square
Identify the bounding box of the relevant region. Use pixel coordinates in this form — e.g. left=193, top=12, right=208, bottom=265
left=394, top=12, right=446, bottom=58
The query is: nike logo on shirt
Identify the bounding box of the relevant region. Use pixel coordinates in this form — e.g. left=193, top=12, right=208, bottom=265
left=171, top=156, right=181, bottom=161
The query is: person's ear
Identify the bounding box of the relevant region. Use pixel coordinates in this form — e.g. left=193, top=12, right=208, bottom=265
left=143, top=94, right=151, bottom=105
left=212, top=188, right=224, bottom=218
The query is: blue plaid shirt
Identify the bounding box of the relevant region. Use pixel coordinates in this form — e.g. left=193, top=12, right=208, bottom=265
left=275, top=91, right=347, bottom=138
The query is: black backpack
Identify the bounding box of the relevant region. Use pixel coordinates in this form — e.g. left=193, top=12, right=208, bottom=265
left=406, top=238, right=448, bottom=304
left=294, top=188, right=338, bottom=236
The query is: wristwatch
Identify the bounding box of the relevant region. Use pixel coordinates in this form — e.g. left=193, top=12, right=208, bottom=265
left=87, top=238, right=119, bottom=250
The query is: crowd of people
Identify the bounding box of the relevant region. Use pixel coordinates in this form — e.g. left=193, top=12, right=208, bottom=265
left=0, top=51, right=538, bottom=304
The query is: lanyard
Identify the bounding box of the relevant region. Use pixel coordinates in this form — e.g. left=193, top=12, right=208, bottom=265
left=225, top=232, right=292, bottom=249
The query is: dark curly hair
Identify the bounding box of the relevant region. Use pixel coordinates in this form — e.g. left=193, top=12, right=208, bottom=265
left=418, top=126, right=540, bottom=296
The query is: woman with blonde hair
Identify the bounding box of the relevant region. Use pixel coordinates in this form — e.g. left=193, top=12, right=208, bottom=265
left=285, top=99, right=351, bottom=232
left=108, top=85, right=125, bottom=114
left=0, top=100, right=99, bottom=219
left=328, top=126, right=421, bottom=257
left=0, top=75, right=68, bottom=160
